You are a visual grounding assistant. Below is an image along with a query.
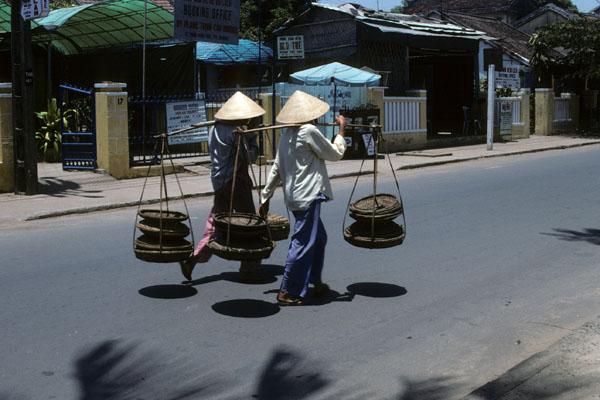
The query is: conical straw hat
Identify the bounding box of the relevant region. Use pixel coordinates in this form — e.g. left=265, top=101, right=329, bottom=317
left=276, top=90, right=330, bottom=124
left=214, top=91, right=265, bottom=121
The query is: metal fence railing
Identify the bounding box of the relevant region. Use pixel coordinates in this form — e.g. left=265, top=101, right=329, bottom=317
left=495, top=97, right=522, bottom=126
left=383, top=97, right=426, bottom=134
left=128, top=94, right=206, bottom=167
left=554, top=97, right=571, bottom=122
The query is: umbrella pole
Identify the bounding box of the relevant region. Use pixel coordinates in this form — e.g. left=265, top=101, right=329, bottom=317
left=332, top=81, right=337, bottom=139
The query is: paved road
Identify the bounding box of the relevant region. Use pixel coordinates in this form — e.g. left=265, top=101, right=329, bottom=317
left=3, top=147, right=600, bottom=399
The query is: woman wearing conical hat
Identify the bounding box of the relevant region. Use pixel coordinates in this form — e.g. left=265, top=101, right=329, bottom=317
left=259, top=90, right=347, bottom=305
left=180, top=91, right=266, bottom=282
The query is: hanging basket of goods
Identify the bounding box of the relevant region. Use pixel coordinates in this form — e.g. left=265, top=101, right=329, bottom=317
left=213, top=212, right=268, bottom=237
left=343, top=220, right=405, bottom=249
left=207, top=236, right=275, bottom=261
left=266, top=213, right=291, bottom=241
left=349, top=193, right=403, bottom=222
left=342, top=126, right=407, bottom=249
left=205, top=126, right=278, bottom=262
left=132, top=134, right=195, bottom=264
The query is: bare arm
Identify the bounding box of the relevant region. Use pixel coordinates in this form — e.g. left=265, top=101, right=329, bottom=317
left=260, top=152, right=280, bottom=205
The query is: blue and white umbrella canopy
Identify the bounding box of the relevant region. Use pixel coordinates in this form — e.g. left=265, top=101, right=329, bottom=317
left=290, top=62, right=381, bottom=86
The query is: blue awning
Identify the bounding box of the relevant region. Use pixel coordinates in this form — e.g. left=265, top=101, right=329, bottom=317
left=196, top=39, right=273, bottom=65
left=290, top=62, right=381, bottom=86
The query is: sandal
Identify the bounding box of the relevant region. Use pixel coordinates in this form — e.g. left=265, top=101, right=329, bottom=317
left=276, top=292, right=304, bottom=306
left=179, top=257, right=195, bottom=281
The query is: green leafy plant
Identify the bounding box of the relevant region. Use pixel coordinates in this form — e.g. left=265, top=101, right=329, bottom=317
left=35, top=98, right=65, bottom=162
left=530, top=18, right=600, bottom=89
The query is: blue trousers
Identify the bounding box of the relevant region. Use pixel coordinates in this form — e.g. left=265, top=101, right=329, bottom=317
left=280, top=196, right=328, bottom=298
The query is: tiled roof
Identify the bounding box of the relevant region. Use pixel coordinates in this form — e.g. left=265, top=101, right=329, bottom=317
left=440, top=11, right=533, bottom=63
left=514, top=2, right=578, bottom=27
left=307, top=3, right=487, bottom=39
left=403, top=0, right=518, bottom=15
left=76, top=0, right=173, bottom=12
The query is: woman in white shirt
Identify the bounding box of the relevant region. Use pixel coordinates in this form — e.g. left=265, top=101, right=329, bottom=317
left=259, top=90, right=346, bottom=305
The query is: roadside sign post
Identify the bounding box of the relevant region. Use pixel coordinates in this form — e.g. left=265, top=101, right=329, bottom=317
left=487, top=64, right=495, bottom=151
left=277, top=36, right=304, bottom=60
left=165, top=98, right=209, bottom=145
left=12, top=0, right=39, bottom=194
left=494, top=71, right=520, bottom=91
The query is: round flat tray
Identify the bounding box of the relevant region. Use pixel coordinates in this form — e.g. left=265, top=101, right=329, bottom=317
left=349, top=194, right=402, bottom=216
left=349, top=209, right=403, bottom=222
left=343, top=232, right=405, bottom=249
left=135, top=235, right=193, bottom=251
left=343, top=221, right=405, bottom=249
left=207, top=237, right=275, bottom=261
left=214, top=212, right=268, bottom=238
left=138, top=209, right=189, bottom=222
left=134, top=247, right=192, bottom=263
left=137, top=219, right=190, bottom=239
left=267, top=213, right=290, bottom=241
left=347, top=220, right=404, bottom=238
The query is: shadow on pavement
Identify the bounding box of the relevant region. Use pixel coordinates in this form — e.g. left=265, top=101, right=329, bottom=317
left=467, top=369, right=593, bottom=400
left=38, top=177, right=103, bottom=198
left=187, top=264, right=284, bottom=286
left=304, top=289, right=355, bottom=306
left=212, top=299, right=280, bottom=318
left=138, top=284, right=198, bottom=299
left=252, top=346, right=330, bottom=399
left=261, top=288, right=355, bottom=306
left=543, top=228, right=600, bottom=246
left=16, top=339, right=590, bottom=400
left=73, top=340, right=221, bottom=399
left=397, top=376, right=461, bottom=399
left=347, top=282, right=407, bottom=298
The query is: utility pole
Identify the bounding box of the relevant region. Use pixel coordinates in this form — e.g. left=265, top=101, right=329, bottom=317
left=11, top=0, right=38, bottom=195
left=487, top=64, right=495, bottom=151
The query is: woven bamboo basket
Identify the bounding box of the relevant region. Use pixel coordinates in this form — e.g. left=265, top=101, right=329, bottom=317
left=136, top=219, right=190, bottom=239
left=343, top=221, right=405, bottom=249
left=213, top=212, right=268, bottom=238
left=207, top=237, right=275, bottom=261
left=266, top=213, right=290, bottom=241
left=134, top=248, right=193, bottom=263
left=138, top=209, right=189, bottom=222
left=135, top=235, right=193, bottom=251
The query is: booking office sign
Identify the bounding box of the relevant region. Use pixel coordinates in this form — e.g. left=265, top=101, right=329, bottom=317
left=175, top=0, right=240, bottom=44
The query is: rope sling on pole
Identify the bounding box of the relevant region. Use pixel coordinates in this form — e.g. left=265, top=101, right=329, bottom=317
left=342, top=125, right=407, bottom=249
left=133, top=134, right=196, bottom=263
left=206, top=124, right=276, bottom=262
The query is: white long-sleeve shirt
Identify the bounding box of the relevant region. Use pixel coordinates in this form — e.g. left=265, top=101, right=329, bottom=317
left=261, top=124, right=346, bottom=211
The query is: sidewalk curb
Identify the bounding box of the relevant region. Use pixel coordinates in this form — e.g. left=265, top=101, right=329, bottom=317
left=396, top=141, right=600, bottom=170
left=23, top=141, right=600, bottom=221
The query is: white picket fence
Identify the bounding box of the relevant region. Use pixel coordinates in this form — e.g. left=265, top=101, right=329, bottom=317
left=495, top=97, right=523, bottom=125
left=554, top=97, right=571, bottom=122
left=383, top=97, right=426, bottom=134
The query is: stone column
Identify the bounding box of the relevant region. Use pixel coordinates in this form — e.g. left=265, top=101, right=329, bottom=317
left=535, top=88, right=554, bottom=136
left=94, top=82, right=129, bottom=178
left=0, top=83, right=14, bottom=193
left=515, top=88, right=530, bottom=138
left=368, top=87, right=386, bottom=128
left=259, top=93, right=281, bottom=160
